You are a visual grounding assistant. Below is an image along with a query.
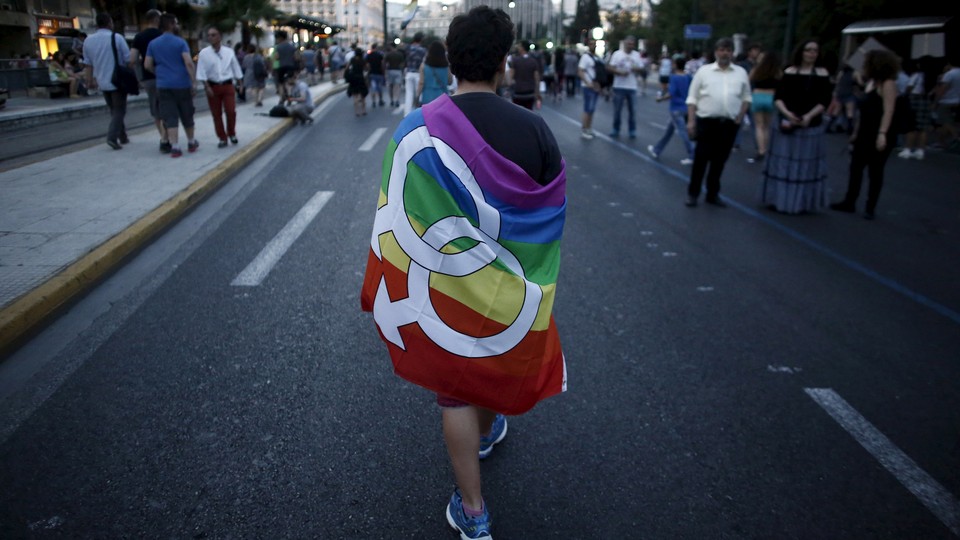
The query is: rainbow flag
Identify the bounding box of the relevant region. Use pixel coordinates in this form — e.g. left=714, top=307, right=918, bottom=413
left=400, top=0, right=419, bottom=30
left=360, top=94, right=567, bottom=415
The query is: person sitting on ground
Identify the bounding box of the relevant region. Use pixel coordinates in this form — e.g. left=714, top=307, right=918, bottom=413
left=283, top=73, right=313, bottom=125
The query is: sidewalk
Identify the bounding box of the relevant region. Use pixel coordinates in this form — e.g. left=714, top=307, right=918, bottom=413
left=0, top=80, right=346, bottom=354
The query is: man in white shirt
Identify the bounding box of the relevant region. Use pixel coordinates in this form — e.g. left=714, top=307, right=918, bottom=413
left=196, top=26, right=243, bottom=148
left=82, top=13, right=131, bottom=149
left=684, top=37, right=751, bottom=207
left=578, top=38, right=601, bottom=139
left=608, top=35, right=644, bottom=138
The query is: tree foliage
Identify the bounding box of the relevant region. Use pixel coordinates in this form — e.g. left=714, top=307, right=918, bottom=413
left=644, top=0, right=951, bottom=68
left=567, top=0, right=601, bottom=44
left=204, top=0, right=284, bottom=46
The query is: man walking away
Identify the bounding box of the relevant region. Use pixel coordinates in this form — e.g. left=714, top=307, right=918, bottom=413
left=273, top=30, right=300, bottom=102
left=130, top=9, right=168, bottom=153
left=403, top=32, right=426, bottom=115
left=197, top=26, right=244, bottom=148
left=328, top=40, right=345, bottom=83
left=83, top=13, right=131, bottom=150
left=684, top=37, right=751, bottom=207
left=366, top=43, right=386, bottom=107
left=145, top=13, right=198, bottom=158
left=385, top=43, right=405, bottom=107
left=507, top=41, right=540, bottom=110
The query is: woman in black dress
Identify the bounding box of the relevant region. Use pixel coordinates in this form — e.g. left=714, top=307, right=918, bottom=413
left=830, top=49, right=900, bottom=220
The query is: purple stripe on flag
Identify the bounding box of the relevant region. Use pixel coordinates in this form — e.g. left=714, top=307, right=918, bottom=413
left=422, top=94, right=566, bottom=209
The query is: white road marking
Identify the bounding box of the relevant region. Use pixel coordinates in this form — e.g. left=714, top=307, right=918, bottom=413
left=662, top=252, right=677, bottom=257
left=696, top=286, right=714, bottom=292
left=649, top=122, right=667, bottom=129
left=359, top=127, right=387, bottom=152
left=621, top=212, right=634, bottom=217
left=231, top=191, right=334, bottom=286
left=640, top=231, right=654, bottom=236
left=766, top=365, right=801, bottom=373
left=805, top=388, right=960, bottom=536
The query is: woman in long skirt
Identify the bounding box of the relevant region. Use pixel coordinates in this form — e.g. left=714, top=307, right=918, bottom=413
left=759, top=39, right=832, bottom=214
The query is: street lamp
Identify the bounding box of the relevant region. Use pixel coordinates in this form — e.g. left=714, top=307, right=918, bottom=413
left=591, top=27, right=604, bottom=40
left=508, top=1, right=515, bottom=8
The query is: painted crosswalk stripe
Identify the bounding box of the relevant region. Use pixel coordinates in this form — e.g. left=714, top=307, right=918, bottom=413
left=231, top=191, right=334, bottom=287
left=805, top=388, right=960, bottom=535
left=359, top=127, right=387, bottom=152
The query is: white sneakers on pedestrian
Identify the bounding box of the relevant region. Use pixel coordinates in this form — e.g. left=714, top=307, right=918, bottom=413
left=680, top=158, right=693, bottom=166
left=898, top=148, right=925, bottom=160
left=581, top=129, right=595, bottom=139
left=647, top=145, right=659, bottom=159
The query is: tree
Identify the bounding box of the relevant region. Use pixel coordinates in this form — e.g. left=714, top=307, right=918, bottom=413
left=649, top=0, right=951, bottom=67
left=203, top=0, right=285, bottom=47
left=567, top=0, right=601, bottom=44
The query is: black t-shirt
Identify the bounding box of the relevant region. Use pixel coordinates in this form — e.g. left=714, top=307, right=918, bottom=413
left=385, top=49, right=405, bottom=70
left=450, top=93, right=562, bottom=186
left=366, top=50, right=384, bottom=75
left=132, top=27, right=162, bottom=80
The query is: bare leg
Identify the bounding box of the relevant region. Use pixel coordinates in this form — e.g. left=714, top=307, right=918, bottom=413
left=155, top=118, right=167, bottom=142
left=167, top=125, right=179, bottom=147
left=754, top=111, right=771, bottom=155
left=582, top=112, right=593, bottom=131
left=442, top=406, right=497, bottom=511
left=185, top=126, right=195, bottom=143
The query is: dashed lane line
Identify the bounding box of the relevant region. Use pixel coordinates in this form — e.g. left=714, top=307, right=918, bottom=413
left=805, top=388, right=960, bottom=536
left=359, top=127, right=388, bottom=152
left=231, top=191, right=334, bottom=287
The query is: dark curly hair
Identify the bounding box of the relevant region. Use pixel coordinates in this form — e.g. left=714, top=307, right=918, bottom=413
left=862, top=49, right=901, bottom=82
left=445, top=6, right=514, bottom=83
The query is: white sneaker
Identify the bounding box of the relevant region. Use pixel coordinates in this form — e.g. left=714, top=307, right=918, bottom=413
left=897, top=148, right=912, bottom=159
left=647, top=145, right=659, bottom=159
left=680, top=158, right=693, bottom=166
left=913, top=148, right=925, bottom=160
left=581, top=129, right=594, bottom=139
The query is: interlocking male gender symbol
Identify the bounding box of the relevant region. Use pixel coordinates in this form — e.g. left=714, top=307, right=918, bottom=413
left=370, top=125, right=542, bottom=358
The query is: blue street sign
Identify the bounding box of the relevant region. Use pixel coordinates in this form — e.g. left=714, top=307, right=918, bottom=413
left=684, top=24, right=712, bottom=40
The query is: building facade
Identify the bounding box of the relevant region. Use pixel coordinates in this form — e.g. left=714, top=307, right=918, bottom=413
left=272, top=0, right=384, bottom=48
left=460, top=0, right=555, bottom=41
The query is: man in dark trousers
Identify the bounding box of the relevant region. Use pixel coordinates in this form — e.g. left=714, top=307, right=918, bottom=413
left=684, top=37, right=751, bottom=207
left=82, top=13, right=131, bottom=150
left=129, top=9, right=168, bottom=152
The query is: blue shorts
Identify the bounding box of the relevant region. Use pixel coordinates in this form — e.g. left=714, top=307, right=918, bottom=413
left=369, top=74, right=385, bottom=93
left=751, top=91, right=774, bottom=113
left=583, top=87, right=599, bottom=113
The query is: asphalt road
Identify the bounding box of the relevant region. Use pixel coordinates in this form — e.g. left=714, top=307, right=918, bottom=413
left=1, top=90, right=958, bottom=538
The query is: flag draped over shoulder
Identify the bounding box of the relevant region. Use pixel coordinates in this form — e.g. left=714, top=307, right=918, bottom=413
left=400, top=0, right=418, bottom=30
left=360, top=94, right=567, bottom=415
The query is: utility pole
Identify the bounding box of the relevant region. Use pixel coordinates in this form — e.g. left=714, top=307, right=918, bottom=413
left=383, top=0, right=389, bottom=46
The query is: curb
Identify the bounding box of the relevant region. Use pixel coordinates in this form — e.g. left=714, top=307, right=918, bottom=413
left=0, top=83, right=346, bottom=357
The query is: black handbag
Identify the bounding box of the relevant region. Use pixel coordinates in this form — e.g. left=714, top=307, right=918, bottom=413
left=110, top=32, right=140, bottom=95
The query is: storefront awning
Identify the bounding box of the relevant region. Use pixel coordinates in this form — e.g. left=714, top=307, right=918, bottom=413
left=842, top=17, right=953, bottom=35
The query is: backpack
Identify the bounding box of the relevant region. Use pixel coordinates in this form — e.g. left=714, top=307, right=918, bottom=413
left=268, top=104, right=289, bottom=117
left=252, top=56, right=267, bottom=81
left=331, top=45, right=345, bottom=64
left=593, top=55, right=613, bottom=88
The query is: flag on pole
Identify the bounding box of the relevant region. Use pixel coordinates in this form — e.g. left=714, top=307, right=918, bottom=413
left=400, top=0, right=419, bottom=30
left=360, top=95, right=568, bottom=415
